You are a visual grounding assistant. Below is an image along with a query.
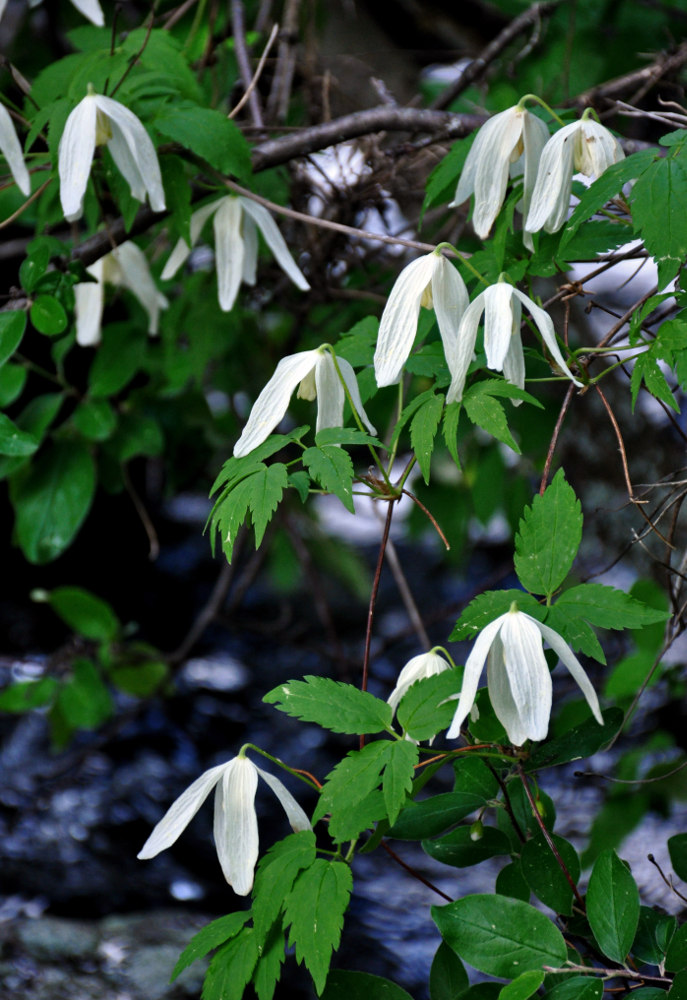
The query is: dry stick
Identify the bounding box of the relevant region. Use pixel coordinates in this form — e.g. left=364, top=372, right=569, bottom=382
left=230, top=0, right=264, bottom=127
left=229, top=22, right=279, bottom=120
left=430, top=0, right=560, bottom=110
left=647, top=853, right=687, bottom=905
left=595, top=285, right=657, bottom=351
left=539, top=383, right=575, bottom=495
left=162, top=0, right=200, bottom=30
left=381, top=840, right=453, bottom=902
left=576, top=756, right=687, bottom=785
left=571, top=40, right=687, bottom=113
left=360, top=500, right=396, bottom=749
left=517, top=765, right=586, bottom=910
left=266, top=0, right=300, bottom=122
left=542, top=964, right=671, bottom=986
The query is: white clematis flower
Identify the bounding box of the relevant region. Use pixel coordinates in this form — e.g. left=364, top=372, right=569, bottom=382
left=137, top=754, right=311, bottom=896
left=446, top=604, right=603, bottom=746
left=161, top=195, right=310, bottom=312
left=450, top=104, right=549, bottom=240
left=0, top=103, right=30, bottom=196
left=387, top=649, right=452, bottom=715
left=234, top=346, right=375, bottom=458
left=74, top=241, right=169, bottom=347
left=58, top=88, right=166, bottom=222
left=374, top=250, right=468, bottom=388
left=446, top=278, right=582, bottom=404
left=1, top=0, right=105, bottom=25
left=525, top=116, right=624, bottom=236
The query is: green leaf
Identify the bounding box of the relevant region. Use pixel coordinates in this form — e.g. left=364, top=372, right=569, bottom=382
left=632, top=906, right=676, bottom=966
left=464, top=389, right=519, bottom=453
left=30, top=295, right=68, bottom=336
left=89, top=324, right=146, bottom=397
left=450, top=589, right=542, bottom=641
left=423, top=133, right=475, bottom=212
left=631, top=151, right=687, bottom=287
left=315, top=427, right=385, bottom=449
left=410, top=392, right=444, bottom=484
left=666, top=924, right=687, bottom=973
left=432, top=894, right=567, bottom=978
left=556, top=583, right=669, bottom=630
left=423, top=825, right=511, bottom=868
left=495, top=861, right=530, bottom=902
left=10, top=440, right=96, bottom=564
left=631, top=351, right=679, bottom=412
left=0, top=364, right=27, bottom=407
left=442, top=400, right=461, bottom=468
left=0, top=677, right=58, bottom=712
left=155, top=105, right=251, bottom=181
left=382, top=740, right=418, bottom=826
left=514, top=469, right=582, bottom=597
left=303, top=445, right=355, bottom=512
left=202, top=926, right=259, bottom=1000
left=525, top=708, right=622, bottom=770
left=284, top=858, right=352, bottom=994
left=252, top=923, right=285, bottom=1000
left=171, top=913, right=251, bottom=981
left=498, top=970, right=545, bottom=1000
left=389, top=789, right=489, bottom=841
left=669, top=833, right=687, bottom=882
left=430, top=941, right=469, bottom=1000
left=248, top=464, right=288, bottom=547
left=396, top=669, right=462, bottom=741
left=264, top=675, right=392, bottom=734
left=46, top=586, right=119, bottom=641
left=322, top=970, right=415, bottom=1000
left=0, top=310, right=27, bottom=366
left=252, top=831, right=317, bottom=940
left=72, top=399, right=116, bottom=441
left=111, top=660, right=168, bottom=697
left=586, top=849, right=640, bottom=962
left=0, top=413, right=38, bottom=457
left=546, top=977, right=603, bottom=1000
left=56, top=658, right=113, bottom=731
left=520, top=832, right=580, bottom=915
left=543, top=605, right=606, bottom=663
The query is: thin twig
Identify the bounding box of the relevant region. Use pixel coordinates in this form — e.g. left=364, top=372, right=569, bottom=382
left=381, top=840, right=453, bottom=902
left=372, top=504, right=430, bottom=650
left=168, top=560, right=234, bottom=665
left=539, top=383, right=575, bottom=495
left=231, top=0, right=264, bottom=127
left=229, top=22, right=279, bottom=120
left=266, top=0, right=300, bottom=122
left=121, top=465, right=160, bottom=560
left=401, top=489, right=450, bottom=549
left=647, top=853, right=687, bottom=904
left=0, top=177, right=51, bottom=230
left=360, top=500, right=396, bottom=748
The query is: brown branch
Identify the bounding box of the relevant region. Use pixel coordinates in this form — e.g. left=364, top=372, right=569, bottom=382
left=381, top=840, right=453, bottom=902
left=231, top=0, right=264, bottom=127
left=539, top=383, right=575, bottom=495
left=360, top=499, right=396, bottom=748
left=570, top=40, right=687, bottom=113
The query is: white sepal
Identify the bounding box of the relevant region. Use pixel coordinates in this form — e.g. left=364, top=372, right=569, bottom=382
left=213, top=757, right=259, bottom=896
left=58, top=94, right=98, bottom=222
left=214, top=196, right=244, bottom=312
left=239, top=197, right=310, bottom=291
left=0, top=103, right=30, bottom=196
left=374, top=254, right=436, bottom=387
left=255, top=764, right=312, bottom=833
left=136, top=761, right=228, bottom=859
left=95, top=94, right=165, bottom=213
left=388, top=650, right=451, bottom=714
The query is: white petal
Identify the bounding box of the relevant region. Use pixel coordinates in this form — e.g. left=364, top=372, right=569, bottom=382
left=239, top=197, right=310, bottom=291
left=256, top=765, right=312, bottom=833
left=486, top=634, right=530, bottom=745
left=534, top=617, right=604, bottom=725
left=520, top=111, right=550, bottom=224
left=497, top=611, right=552, bottom=743
left=58, top=95, right=98, bottom=221
left=374, top=254, right=436, bottom=387
left=452, top=107, right=518, bottom=214
left=233, top=350, right=321, bottom=457
left=335, top=355, right=376, bottom=436
left=160, top=200, right=220, bottom=281
left=471, top=108, right=524, bottom=239
left=446, top=614, right=506, bottom=739
left=501, top=298, right=525, bottom=402
left=214, top=197, right=244, bottom=311
left=483, top=283, right=515, bottom=371
left=431, top=255, right=469, bottom=375
left=575, top=119, right=624, bottom=178
left=0, top=104, right=30, bottom=196
left=241, top=215, right=259, bottom=286
left=388, top=651, right=450, bottom=714
left=511, top=288, right=582, bottom=386
left=137, top=761, right=228, bottom=860
left=213, top=757, right=259, bottom=895
left=446, top=292, right=485, bottom=404
left=70, top=0, right=105, bottom=25
left=74, top=259, right=104, bottom=347
left=524, top=122, right=579, bottom=235
left=111, top=242, right=168, bottom=335
left=314, top=351, right=345, bottom=433
left=94, top=94, right=165, bottom=213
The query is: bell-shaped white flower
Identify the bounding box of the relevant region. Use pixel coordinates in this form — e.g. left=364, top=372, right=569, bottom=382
left=2, top=0, right=105, bottom=25
left=374, top=250, right=468, bottom=388
left=387, top=648, right=452, bottom=715
left=0, top=103, right=30, bottom=197
left=137, top=754, right=311, bottom=896
left=74, top=241, right=169, bottom=347
left=161, top=195, right=309, bottom=312
left=234, top=346, right=375, bottom=458
left=447, top=604, right=603, bottom=746
left=58, top=88, right=166, bottom=222
left=446, top=278, right=582, bottom=404
left=451, top=104, right=549, bottom=240
left=525, top=116, right=624, bottom=236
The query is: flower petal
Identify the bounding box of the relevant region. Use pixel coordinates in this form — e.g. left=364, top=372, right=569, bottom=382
left=58, top=95, right=98, bottom=221
left=137, top=761, right=228, bottom=860
left=95, top=94, right=165, bottom=213
left=446, top=292, right=485, bottom=404
left=75, top=259, right=104, bottom=347
left=233, top=349, right=321, bottom=457
left=0, top=104, right=30, bottom=196
left=575, top=119, right=624, bottom=178
left=333, top=354, right=376, bottom=436
left=239, top=197, right=310, bottom=291
left=534, top=617, right=604, bottom=725
left=471, top=108, right=524, bottom=239
left=214, top=757, right=259, bottom=895
left=241, top=215, right=259, bottom=286
left=160, top=200, right=220, bottom=281
left=519, top=111, right=550, bottom=225
left=388, top=651, right=451, bottom=714
left=501, top=297, right=525, bottom=402
left=431, top=255, right=469, bottom=375
left=496, top=611, right=552, bottom=743
left=314, top=351, right=345, bottom=433
left=446, top=614, right=506, bottom=739
left=71, top=0, right=105, bottom=25
left=483, top=283, right=515, bottom=371
left=511, top=288, right=582, bottom=387
left=111, top=242, right=168, bottom=335
left=256, top=765, right=312, bottom=833
left=375, top=254, right=437, bottom=387
left=213, top=196, right=244, bottom=311
left=524, top=121, right=578, bottom=235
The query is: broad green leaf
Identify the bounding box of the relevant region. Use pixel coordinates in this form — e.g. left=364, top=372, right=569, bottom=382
left=496, top=782, right=555, bottom=850
left=252, top=923, right=285, bottom=1000
left=498, top=970, right=545, bottom=1000
left=0, top=310, right=26, bottom=366
left=202, top=926, right=258, bottom=1000
left=171, top=912, right=251, bottom=981
left=632, top=906, right=676, bottom=966
left=46, top=586, right=119, bottom=642
left=453, top=756, right=500, bottom=799
left=161, top=154, right=192, bottom=246
left=323, top=970, right=415, bottom=1000
left=30, top=295, right=68, bottom=336
left=0, top=677, right=57, bottom=712
left=467, top=687, right=508, bottom=743
left=430, top=941, right=469, bottom=1000
left=303, top=445, right=355, bottom=512
left=396, top=669, right=462, bottom=741
left=450, top=589, right=542, bottom=641
left=555, top=583, right=669, bottom=630
left=495, top=861, right=530, bottom=902
left=514, top=470, right=582, bottom=597
left=423, top=133, right=475, bottom=212
left=264, top=676, right=392, bottom=734
left=213, top=471, right=257, bottom=561
left=464, top=390, right=519, bottom=452
left=410, top=392, right=444, bottom=484
left=520, top=832, right=581, bottom=915
left=586, top=848, right=640, bottom=962
left=284, top=858, right=352, bottom=994
left=670, top=971, right=687, bottom=999
left=389, top=790, right=488, bottom=841
left=546, top=977, right=603, bottom=1000
left=107, top=412, right=164, bottom=462
left=544, top=605, right=606, bottom=663
left=631, top=151, right=687, bottom=287
left=0, top=364, right=27, bottom=406
left=10, top=440, right=96, bottom=564
left=626, top=991, right=673, bottom=1000
left=669, top=833, right=687, bottom=882
left=155, top=106, right=251, bottom=181
left=111, top=660, right=168, bottom=697
left=89, top=324, right=146, bottom=397
left=252, top=831, right=317, bottom=940
left=56, top=659, right=113, bottom=731
left=72, top=399, right=117, bottom=441
left=666, top=924, right=687, bottom=973
left=0, top=413, right=38, bottom=457
left=248, top=464, right=288, bottom=547
left=382, top=740, right=418, bottom=826
left=525, top=708, right=622, bottom=770
left=432, top=894, right=567, bottom=978
left=423, top=825, right=511, bottom=868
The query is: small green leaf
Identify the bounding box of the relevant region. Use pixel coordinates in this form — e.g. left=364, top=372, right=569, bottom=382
left=252, top=923, right=285, bottom=1000
left=423, top=133, right=475, bottom=212
left=72, top=399, right=117, bottom=441
left=322, top=970, right=415, bottom=1000
left=56, top=658, right=113, bottom=731
left=514, top=469, right=582, bottom=597
left=410, top=392, right=444, bottom=484
left=46, top=586, right=119, bottom=641
left=632, top=906, right=676, bottom=966
left=382, top=740, right=418, bottom=826
left=423, top=825, right=511, bottom=868
left=0, top=677, right=57, bottom=712
left=463, top=389, right=519, bottom=452
left=314, top=427, right=384, bottom=449
left=30, top=295, right=68, bottom=336
left=631, top=351, right=679, bottom=412
left=89, top=324, right=146, bottom=396
left=249, top=464, right=288, bottom=547
left=264, top=675, right=392, bottom=734
left=525, top=708, right=622, bottom=770
left=498, top=969, right=545, bottom=1000
left=0, top=364, right=27, bottom=406
left=0, top=310, right=27, bottom=366
left=666, top=924, right=687, bottom=973
left=155, top=105, right=251, bottom=180
left=0, top=413, right=38, bottom=457
left=450, top=589, right=542, bottom=642
left=430, top=941, right=469, bottom=1000
left=495, top=861, right=530, bottom=902
left=202, top=926, right=259, bottom=1000
left=303, top=445, right=355, bottom=512
left=546, top=977, right=603, bottom=1000
left=171, top=913, right=251, bottom=981
left=586, top=848, right=640, bottom=962
left=396, top=669, right=461, bottom=741
left=111, top=660, right=168, bottom=696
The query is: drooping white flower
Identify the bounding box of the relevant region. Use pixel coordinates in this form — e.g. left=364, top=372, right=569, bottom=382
left=233, top=346, right=375, bottom=458
left=450, top=104, right=549, bottom=240
left=2, top=0, right=105, bottom=25
left=0, top=103, right=30, bottom=196
left=387, top=649, right=452, bottom=715
left=58, top=89, right=166, bottom=222
left=74, top=241, right=169, bottom=347
left=525, top=116, right=624, bottom=236
left=374, top=251, right=468, bottom=388
left=137, top=754, right=311, bottom=896
left=446, top=278, right=582, bottom=404
left=161, top=195, right=310, bottom=312
left=446, top=604, right=603, bottom=746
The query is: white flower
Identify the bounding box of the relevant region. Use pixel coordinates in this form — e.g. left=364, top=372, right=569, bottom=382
left=234, top=346, right=375, bottom=458
left=161, top=195, right=310, bottom=312
left=137, top=754, right=311, bottom=896
left=1, top=0, right=105, bottom=25
left=74, top=242, right=169, bottom=347
left=387, top=649, right=452, bottom=715
left=58, top=89, right=166, bottom=222
left=374, top=251, right=468, bottom=388
left=0, top=103, right=30, bottom=197
left=446, top=279, right=582, bottom=404
left=450, top=105, right=549, bottom=240
left=446, top=605, right=603, bottom=746
left=525, top=117, right=624, bottom=236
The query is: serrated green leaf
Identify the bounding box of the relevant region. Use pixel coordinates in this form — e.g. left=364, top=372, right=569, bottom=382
left=315, top=427, right=384, bottom=449
left=396, top=669, right=462, bottom=741
left=464, top=391, right=519, bottom=452
left=514, top=470, right=582, bottom=598
left=631, top=351, right=679, bottom=412
left=430, top=941, right=469, bottom=1000
left=410, top=393, right=444, bottom=484
left=450, top=589, right=542, bottom=642
left=249, top=464, right=288, bottom=547
left=631, top=151, right=687, bottom=287
left=467, top=379, right=543, bottom=408
left=303, top=445, right=355, bottom=512
left=264, top=676, right=392, bottom=734
left=252, top=831, right=317, bottom=940
left=171, top=913, right=251, bottom=981
left=323, top=970, right=415, bottom=1000
left=156, top=105, right=251, bottom=181
left=390, top=388, right=437, bottom=450
left=586, top=849, right=639, bottom=962
left=202, top=926, right=259, bottom=1000
left=556, top=583, right=669, bottom=630
left=0, top=310, right=26, bottom=366
left=284, top=859, right=352, bottom=994
left=382, top=740, right=418, bottom=826
left=520, top=832, right=580, bottom=916
left=313, top=741, right=400, bottom=841
left=442, top=400, right=461, bottom=468
left=213, top=472, right=257, bottom=561
left=253, top=923, right=285, bottom=1000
